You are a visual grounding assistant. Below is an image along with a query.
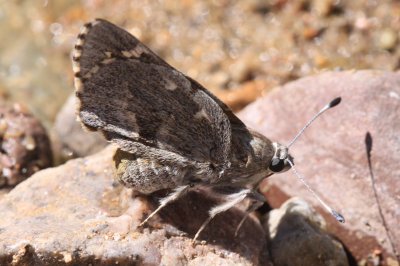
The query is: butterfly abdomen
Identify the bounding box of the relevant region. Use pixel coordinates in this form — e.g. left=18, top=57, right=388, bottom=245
left=114, top=149, right=192, bottom=194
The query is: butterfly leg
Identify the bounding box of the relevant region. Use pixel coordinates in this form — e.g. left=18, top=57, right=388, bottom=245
left=234, top=190, right=265, bottom=236
left=140, top=185, right=190, bottom=226
left=193, top=188, right=252, bottom=242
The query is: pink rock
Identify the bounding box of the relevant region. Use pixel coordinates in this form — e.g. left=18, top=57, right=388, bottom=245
left=0, top=146, right=270, bottom=265
left=239, top=70, right=400, bottom=264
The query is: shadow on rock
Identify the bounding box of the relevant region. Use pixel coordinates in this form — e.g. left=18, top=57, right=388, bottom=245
left=146, top=188, right=270, bottom=264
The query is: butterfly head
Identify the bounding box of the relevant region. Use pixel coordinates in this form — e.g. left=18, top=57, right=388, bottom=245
left=266, top=97, right=342, bottom=175
left=269, top=142, right=292, bottom=173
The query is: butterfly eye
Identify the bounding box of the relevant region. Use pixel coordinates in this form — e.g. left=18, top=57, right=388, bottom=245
left=269, top=158, right=286, bottom=173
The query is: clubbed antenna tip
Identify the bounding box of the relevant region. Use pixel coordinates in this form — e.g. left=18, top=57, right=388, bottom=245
left=329, top=97, right=341, bottom=108
left=287, top=97, right=342, bottom=148
left=286, top=159, right=345, bottom=224
left=331, top=210, right=345, bottom=223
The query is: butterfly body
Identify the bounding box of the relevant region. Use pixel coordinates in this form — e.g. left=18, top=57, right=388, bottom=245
left=113, top=129, right=277, bottom=194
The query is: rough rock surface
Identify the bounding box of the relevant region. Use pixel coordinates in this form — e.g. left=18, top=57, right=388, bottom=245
left=239, top=70, right=400, bottom=264
left=0, top=103, right=53, bottom=188
left=52, top=95, right=108, bottom=162
left=264, top=197, right=349, bottom=266
left=0, top=146, right=270, bottom=265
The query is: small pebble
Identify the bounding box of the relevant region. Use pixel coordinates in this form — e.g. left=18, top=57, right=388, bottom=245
left=312, top=0, right=334, bottom=16
left=378, top=29, right=397, bottom=50
left=22, top=135, right=36, bottom=151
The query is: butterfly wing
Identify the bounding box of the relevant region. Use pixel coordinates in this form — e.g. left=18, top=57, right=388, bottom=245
left=73, top=19, right=251, bottom=168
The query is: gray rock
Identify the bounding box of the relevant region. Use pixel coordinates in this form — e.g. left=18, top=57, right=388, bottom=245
left=264, top=197, right=349, bottom=266
left=0, top=146, right=270, bottom=265
left=238, top=70, right=400, bottom=263
left=52, top=95, right=108, bottom=162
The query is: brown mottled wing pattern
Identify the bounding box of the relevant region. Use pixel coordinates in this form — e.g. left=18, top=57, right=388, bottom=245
left=73, top=19, right=250, bottom=168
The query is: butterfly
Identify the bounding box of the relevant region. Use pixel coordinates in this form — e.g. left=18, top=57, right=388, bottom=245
left=72, top=19, right=343, bottom=241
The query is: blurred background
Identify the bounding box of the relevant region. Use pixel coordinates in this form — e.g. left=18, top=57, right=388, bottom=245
left=1, top=2, right=400, bottom=265
left=1, top=0, right=400, bottom=129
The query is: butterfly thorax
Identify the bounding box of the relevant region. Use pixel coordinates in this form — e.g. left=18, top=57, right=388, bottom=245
left=197, top=130, right=278, bottom=188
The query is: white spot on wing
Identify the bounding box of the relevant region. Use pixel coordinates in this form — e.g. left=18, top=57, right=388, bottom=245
left=74, top=78, right=83, bottom=91
left=101, top=58, right=116, bottom=65
left=132, top=45, right=147, bottom=57
left=194, top=108, right=211, bottom=122
left=74, top=49, right=82, bottom=58
left=92, top=65, right=100, bottom=73
left=72, top=61, right=80, bottom=73
left=83, top=65, right=100, bottom=79
left=165, top=78, right=177, bottom=91
left=92, top=20, right=100, bottom=26
left=80, top=25, right=89, bottom=35
left=122, top=45, right=148, bottom=59
left=75, top=38, right=84, bottom=46
left=122, top=50, right=133, bottom=58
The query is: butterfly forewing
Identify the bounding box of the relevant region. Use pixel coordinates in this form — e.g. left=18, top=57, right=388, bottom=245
left=73, top=19, right=249, bottom=167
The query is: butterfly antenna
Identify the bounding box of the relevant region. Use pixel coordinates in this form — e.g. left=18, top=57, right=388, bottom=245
left=285, top=97, right=344, bottom=223
left=286, top=159, right=345, bottom=223
left=287, top=97, right=341, bottom=149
